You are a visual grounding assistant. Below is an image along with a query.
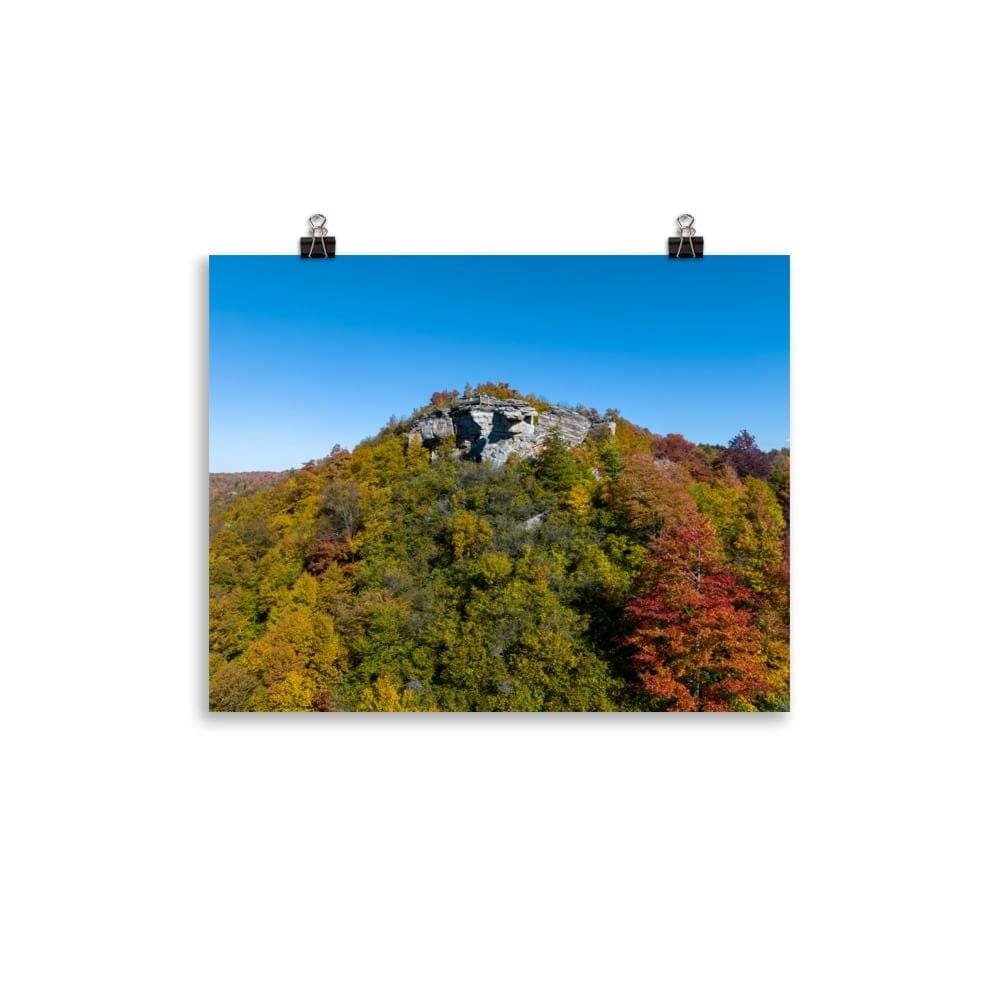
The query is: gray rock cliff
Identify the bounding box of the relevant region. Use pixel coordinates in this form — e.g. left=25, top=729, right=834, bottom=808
left=411, top=395, right=615, bottom=466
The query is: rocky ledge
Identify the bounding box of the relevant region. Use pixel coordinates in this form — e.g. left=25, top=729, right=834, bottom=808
left=407, top=395, right=615, bottom=465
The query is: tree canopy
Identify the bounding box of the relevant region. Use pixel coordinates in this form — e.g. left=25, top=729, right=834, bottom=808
left=209, top=390, right=789, bottom=711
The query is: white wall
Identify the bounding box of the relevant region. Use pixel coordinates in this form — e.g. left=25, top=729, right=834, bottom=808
left=1, top=2, right=997, bottom=998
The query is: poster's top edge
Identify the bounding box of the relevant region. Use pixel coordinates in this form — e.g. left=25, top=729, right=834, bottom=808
left=207, top=252, right=791, bottom=259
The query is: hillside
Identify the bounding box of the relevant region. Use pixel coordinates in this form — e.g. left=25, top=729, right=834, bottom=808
left=209, top=470, right=291, bottom=507
left=209, top=384, right=790, bottom=712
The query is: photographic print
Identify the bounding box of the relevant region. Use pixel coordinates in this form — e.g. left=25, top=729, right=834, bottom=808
left=210, top=255, right=789, bottom=712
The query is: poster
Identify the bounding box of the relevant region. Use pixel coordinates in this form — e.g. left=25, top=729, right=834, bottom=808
left=210, top=255, right=789, bottom=712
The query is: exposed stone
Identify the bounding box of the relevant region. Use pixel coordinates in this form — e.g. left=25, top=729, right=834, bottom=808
left=537, top=407, right=590, bottom=447
left=409, top=395, right=615, bottom=466
left=517, top=512, right=547, bottom=531
left=415, top=414, right=454, bottom=443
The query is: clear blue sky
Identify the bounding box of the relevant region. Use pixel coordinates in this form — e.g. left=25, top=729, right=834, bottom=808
left=210, top=255, right=789, bottom=471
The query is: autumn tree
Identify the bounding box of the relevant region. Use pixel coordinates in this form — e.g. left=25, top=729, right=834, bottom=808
left=651, top=433, right=713, bottom=481
left=473, top=381, right=516, bottom=399
left=209, top=656, right=257, bottom=712
left=357, top=676, right=423, bottom=711
left=694, top=476, right=785, bottom=593
left=450, top=511, right=493, bottom=559
left=563, top=482, right=592, bottom=518
left=239, top=575, right=348, bottom=711
left=430, top=388, right=459, bottom=407
left=305, top=537, right=351, bottom=576
left=612, top=417, right=656, bottom=456
left=626, top=513, right=774, bottom=711
left=720, top=429, right=771, bottom=480
left=603, top=452, right=696, bottom=538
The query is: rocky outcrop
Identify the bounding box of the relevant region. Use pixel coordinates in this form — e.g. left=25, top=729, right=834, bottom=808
left=412, top=395, right=615, bottom=466
left=415, top=413, right=454, bottom=441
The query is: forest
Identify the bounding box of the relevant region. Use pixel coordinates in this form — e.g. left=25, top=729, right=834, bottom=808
left=209, top=385, right=790, bottom=711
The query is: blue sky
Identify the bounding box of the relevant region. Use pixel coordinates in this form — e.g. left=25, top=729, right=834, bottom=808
left=209, top=255, right=789, bottom=471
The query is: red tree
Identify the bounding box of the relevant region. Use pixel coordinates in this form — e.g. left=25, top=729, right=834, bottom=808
left=627, top=514, right=773, bottom=711
left=651, top=433, right=712, bottom=481
left=305, top=537, right=352, bottom=576
left=721, top=429, right=771, bottom=480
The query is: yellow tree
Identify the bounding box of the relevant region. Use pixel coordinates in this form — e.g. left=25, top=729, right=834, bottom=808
left=241, top=575, right=347, bottom=710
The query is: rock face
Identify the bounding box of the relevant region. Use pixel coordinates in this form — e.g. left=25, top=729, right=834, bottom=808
left=412, top=395, right=615, bottom=466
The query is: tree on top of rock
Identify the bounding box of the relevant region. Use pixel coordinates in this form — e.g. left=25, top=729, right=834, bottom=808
left=430, top=389, right=459, bottom=407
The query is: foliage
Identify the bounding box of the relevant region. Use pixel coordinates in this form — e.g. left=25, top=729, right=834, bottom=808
left=209, top=470, right=291, bottom=508
left=469, top=382, right=552, bottom=410
left=209, top=392, right=790, bottom=711
left=651, top=433, right=713, bottom=481
left=693, top=475, right=785, bottom=593
left=719, top=429, right=772, bottom=480
left=603, top=452, right=696, bottom=538
left=626, top=514, right=776, bottom=711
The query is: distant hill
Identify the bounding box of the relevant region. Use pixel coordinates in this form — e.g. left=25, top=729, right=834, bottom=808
left=209, top=385, right=789, bottom=713
left=209, top=471, right=290, bottom=507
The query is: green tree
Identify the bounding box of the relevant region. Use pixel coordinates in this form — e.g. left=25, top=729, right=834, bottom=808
left=535, top=431, right=583, bottom=494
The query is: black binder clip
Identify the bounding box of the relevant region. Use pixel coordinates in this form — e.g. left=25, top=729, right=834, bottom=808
left=300, top=214, right=336, bottom=259
left=667, top=214, right=703, bottom=258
